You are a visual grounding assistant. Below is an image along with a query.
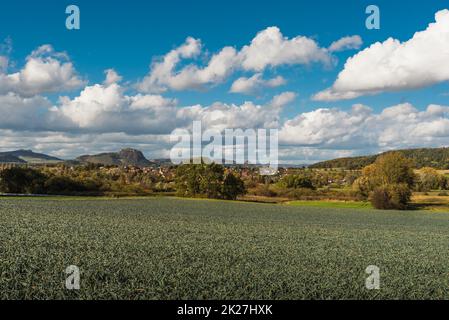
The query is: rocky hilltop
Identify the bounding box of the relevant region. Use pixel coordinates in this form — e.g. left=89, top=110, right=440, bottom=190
left=76, top=148, right=152, bottom=167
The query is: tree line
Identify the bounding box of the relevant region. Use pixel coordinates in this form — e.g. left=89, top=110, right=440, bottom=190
left=0, top=163, right=247, bottom=200
left=1, top=153, right=448, bottom=209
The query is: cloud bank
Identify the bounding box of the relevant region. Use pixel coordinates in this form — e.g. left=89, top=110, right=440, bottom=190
left=314, top=9, right=449, bottom=101
left=138, top=27, right=338, bottom=94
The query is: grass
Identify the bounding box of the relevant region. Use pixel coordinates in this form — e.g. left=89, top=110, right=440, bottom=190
left=412, top=193, right=449, bottom=212
left=1, top=197, right=449, bottom=299
left=286, top=200, right=372, bottom=209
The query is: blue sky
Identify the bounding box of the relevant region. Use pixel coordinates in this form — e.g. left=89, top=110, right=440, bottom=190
left=0, top=0, right=448, bottom=162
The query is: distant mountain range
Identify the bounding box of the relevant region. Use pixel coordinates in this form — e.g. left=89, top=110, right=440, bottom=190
left=0, top=148, right=169, bottom=167
left=1, top=147, right=448, bottom=169
left=310, top=147, right=449, bottom=170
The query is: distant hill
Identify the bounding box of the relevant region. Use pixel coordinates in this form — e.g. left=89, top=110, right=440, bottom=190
left=0, top=154, right=26, bottom=163
left=310, top=148, right=449, bottom=170
left=76, top=148, right=153, bottom=167
left=0, top=150, right=62, bottom=164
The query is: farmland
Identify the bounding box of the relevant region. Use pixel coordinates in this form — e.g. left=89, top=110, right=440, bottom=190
left=1, top=197, right=449, bottom=299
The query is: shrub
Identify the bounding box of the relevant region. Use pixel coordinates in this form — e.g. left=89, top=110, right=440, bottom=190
left=44, top=176, right=87, bottom=194
left=388, top=184, right=412, bottom=209
left=278, top=174, right=315, bottom=190
left=286, top=188, right=317, bottom=200
left=371, top=187, right=392, bottom=210
left=370, top=184, right=411, bottom=210
left=252, top=184, right=277, bottom=197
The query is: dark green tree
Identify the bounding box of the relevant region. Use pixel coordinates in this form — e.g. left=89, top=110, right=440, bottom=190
left=279, top=174, right=315, bottom=190
left=175, top=163, right=245, bottom=200
left=222, top=173, right=246, bottom=200
left=0, top=167, right=47, bottom=194
left=44, top=176, right=86, bottom=194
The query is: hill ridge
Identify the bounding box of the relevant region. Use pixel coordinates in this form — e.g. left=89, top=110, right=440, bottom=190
left=310, top=147, right=449, bottom=170
left=0, top=150, right=61, bottom=164
left=76, top=148, right=152, bottom=167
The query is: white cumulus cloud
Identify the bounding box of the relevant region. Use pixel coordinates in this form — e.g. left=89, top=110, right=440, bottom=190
left=279, top=103, right=449, bottom=152
left=138, top=26, right=332, bottom=93
left=314, top=9, right=449, bottom=101
left=104, top=69, right=123, bottom=86
left=230, top=73, right=286, bottom=94
left=0, top=45, right=85, bottom=97
left=138, top=43, right=239, bottom=93
left=238, top=27, right=332, bottom=72
left=328, top=35, right=363, bottom=52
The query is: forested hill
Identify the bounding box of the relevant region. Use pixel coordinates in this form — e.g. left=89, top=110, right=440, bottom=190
left=310, top=148, right=449, bottom=170
left=0, top=150, right=61, bottom=164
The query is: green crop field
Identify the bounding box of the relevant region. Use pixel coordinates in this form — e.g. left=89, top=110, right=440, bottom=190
left=1, top=197, right=449, bottom=300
